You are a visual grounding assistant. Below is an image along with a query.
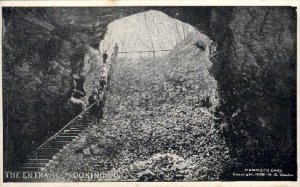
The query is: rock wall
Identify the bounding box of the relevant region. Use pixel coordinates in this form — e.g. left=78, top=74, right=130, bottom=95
left=158, top=6, right=296, bottom=168
left=209, top=7, right=296, bottom=168
left=2, top=8, right=106, bottom=169
left=3, top=9, right=68, bottom=169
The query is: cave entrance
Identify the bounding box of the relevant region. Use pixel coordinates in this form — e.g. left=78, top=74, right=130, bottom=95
left=99, top=10, right=200, bottom=59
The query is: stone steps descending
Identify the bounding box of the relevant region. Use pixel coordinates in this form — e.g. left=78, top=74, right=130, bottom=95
left=20, top=65, right=111, bottom=174
left=21, top=113, right=93, bottom=172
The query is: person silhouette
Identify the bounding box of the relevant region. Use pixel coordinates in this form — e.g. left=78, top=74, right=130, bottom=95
left=113, top=43, right=119, bottom=58
left=102, top=50, right=108, bottom=64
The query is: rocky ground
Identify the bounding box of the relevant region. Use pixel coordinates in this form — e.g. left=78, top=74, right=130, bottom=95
left=45, top=32, right=233, bottom=181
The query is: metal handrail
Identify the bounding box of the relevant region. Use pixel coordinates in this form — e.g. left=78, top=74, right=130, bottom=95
left=26, top=62, right=112, bottom=172
left=119, top=49, right=171, bottom=54
left=36, top=99, right=100, bottom=151
left=35, top=63, right=110, bottom=152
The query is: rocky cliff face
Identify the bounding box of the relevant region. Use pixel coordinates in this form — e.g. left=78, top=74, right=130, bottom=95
left=3, top=8, right=106, bottom=169
left=3, top=7, right=296, bottom=171
left=210, top=7, right=296, bottom=168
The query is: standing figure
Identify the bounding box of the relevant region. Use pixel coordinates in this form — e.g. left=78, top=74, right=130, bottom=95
left=113, top=43, right=119, bottom=58
left=102, top=50, right=108, bottom=64
left=88, top=89, right=99, bottom=118
left=99, top=76, right=107, bottom=92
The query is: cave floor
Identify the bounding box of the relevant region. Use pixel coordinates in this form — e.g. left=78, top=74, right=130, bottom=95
left=43, top=56, right=232, bottom=181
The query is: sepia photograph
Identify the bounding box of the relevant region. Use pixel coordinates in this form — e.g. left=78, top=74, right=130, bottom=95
left=1, top=2, right=298, bottom=184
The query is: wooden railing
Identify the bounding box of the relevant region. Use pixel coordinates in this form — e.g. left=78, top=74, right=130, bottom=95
left=118, top=49, right=171, bottom=58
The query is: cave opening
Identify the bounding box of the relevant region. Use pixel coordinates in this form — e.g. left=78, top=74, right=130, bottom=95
left=2, top=7, right=297, bottom=180
left=99, top=10, right=206, bottom=59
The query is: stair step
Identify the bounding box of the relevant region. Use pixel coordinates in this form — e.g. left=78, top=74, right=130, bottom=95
left=42, top=145, right=59, bottom=149
left=55, top=136, right=76, bottom=141
left=50, top=141, right=70, bottom=146
left=28, top=159, right=49, bottom=163
left=62, top=129, right=81, bottom=133
left=74, top=123, right=91, bottom=127
left=21, top=167, right=42, bottom=172
left=61, top=130, right=81, bottom=136
left=37, top=150, right=60, bottom=155
left=77, top=118, right=86, bottom=121
left=32, top=154, right=54, bottom=159
left=45, top=143, right=65, bottom=149
left=75, top=123, right=86, bottom=126
left=74, top=122, right=85, bottom=125
left=60, top=132, right=79, bottom=136
left=57, top=135, right=77, bottom=138
left=23, top=163, right=47, bottom=167
left=74, top=125, right=86, bottom=128
left=68, top=128, right=81, bottom=130
left=75, top=120, right=87, bottom=123
left=76, top=122, right=85, bottom=125
left=39, top=148, right=60, bottom=151
left=37, top=149, right=58, bottom=154
left=71, top=127, right=84, bottom=130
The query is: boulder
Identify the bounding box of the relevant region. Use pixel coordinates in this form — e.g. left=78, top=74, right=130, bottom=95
left=83, top=148, right=91, bottom=156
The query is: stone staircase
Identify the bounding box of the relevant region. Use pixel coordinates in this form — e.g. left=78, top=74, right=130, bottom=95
left=21, top=64, right=111, bottom=173
left=21, top=107, right=95, bottom=172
